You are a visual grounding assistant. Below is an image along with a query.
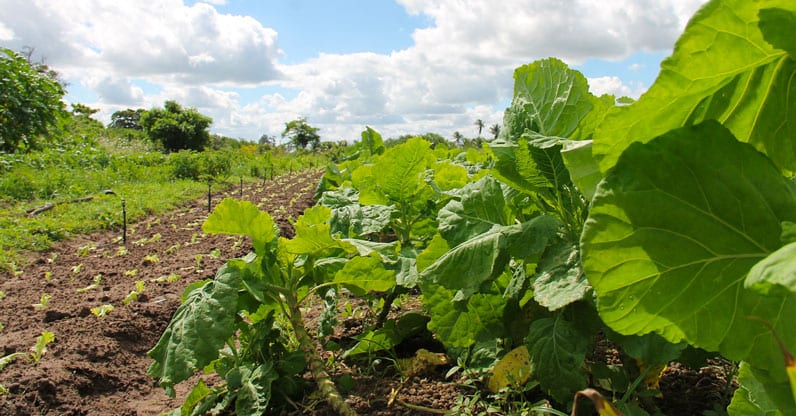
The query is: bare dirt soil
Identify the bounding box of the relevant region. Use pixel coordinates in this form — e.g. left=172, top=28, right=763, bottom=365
left=0, top=169, right=737, bottom=416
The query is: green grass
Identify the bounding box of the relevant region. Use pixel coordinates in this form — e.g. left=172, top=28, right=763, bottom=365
left=0, top=130, right=328, bottom=273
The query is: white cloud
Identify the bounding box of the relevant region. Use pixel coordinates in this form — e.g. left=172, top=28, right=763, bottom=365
left=588, top=76, right=645, bottom=99
left=90, top=77, right=145, bottom=105
left=0, top=21, right=13, bottom=40
left=0, top=0, right=708, bottom=141
left=0, top=0, right=282, bottom=84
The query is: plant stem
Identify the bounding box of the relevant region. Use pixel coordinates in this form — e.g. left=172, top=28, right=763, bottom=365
left=285, top=294, right=358, bottom=416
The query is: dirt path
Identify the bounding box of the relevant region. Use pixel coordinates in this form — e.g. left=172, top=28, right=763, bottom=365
left=0, top=170, right=322, bottom=416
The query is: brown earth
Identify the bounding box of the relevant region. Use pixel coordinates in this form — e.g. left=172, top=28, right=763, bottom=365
left=0, top=168, right=737, bottom=416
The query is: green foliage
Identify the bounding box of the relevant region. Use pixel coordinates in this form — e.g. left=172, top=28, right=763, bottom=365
left=282, top=117, right=321, bottom=150
left=140, top=101, right=212, bottom=152
left=109, top=108, right=144, bottom=130
left=0, top=48, right=66, bottom=152
left=593, top=0, right=796, bottom=173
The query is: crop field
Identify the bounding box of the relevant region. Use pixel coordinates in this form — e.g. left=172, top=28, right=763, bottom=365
left=1, top=1, right=795, bottom=415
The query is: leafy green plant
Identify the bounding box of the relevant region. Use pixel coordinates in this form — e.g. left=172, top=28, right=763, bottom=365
left=578, top=0, right=796, bottom=412
left=148, top=199, right=403, bottom=415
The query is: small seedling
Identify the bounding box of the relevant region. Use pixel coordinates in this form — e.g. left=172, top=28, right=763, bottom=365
left=30, top=331, right=55, bottom=363
left=76, top=274, right=102, bottom=294
left=33, top=293, right=52, bottom=310
left=165, top=243, right=181, bottom=254
left=150, top=273, right=181, bottom=284
left=0, top=291, right=5, bottom=301
left=134, top=233, right=161, bottom=246
left=7, top=262, right=23, bottom=277
left=124, top=269, right=138, bottom=277
left=76, top=244, right=95, bottom=257
left=91, top=304, right=115, bottom=318
left=208, top=248, right=221, bottom=259
left=143, top=254, right=160, bottom=265
left=0, top=352, right=26, bottom=370
left=116, top=246, right=129, bottom=256
left=46, top=253, right=58, bottom=264
left=123, top=280, right=146, bottom=305
left=194, top=253, right=204, bottom=269
left=72, top=263, right=83, bottom=274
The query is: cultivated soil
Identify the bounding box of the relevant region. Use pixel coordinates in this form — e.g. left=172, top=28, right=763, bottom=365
left=0, top=169, right=736, bottom=416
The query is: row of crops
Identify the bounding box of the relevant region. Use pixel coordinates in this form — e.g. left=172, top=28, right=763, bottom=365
left=147, top=1, right=796, bottom=414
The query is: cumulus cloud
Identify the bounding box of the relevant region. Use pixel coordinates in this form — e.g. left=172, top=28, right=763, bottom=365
left=0, top=21, right=12, bottom=41
left=588, top=76, right=645, bottom=99
left=0, top=0, right=708, bottom=141
left=0, top=0, right=282, bottom=85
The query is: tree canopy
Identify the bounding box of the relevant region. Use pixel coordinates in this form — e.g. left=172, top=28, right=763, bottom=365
left=109, top=108, right=145, bottom=130
left=282, top=118, right=320, bottom=150
left=0, top=48, right=66, bottom=153
left=140, top=101, right=212, bottom=152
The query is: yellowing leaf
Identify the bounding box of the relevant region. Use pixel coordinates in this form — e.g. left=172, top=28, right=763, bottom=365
left=396, top=349, right=448, bottom=378
left=571, top=389, right=624, bottom=416
left=488, top=345, right=532, bottom=392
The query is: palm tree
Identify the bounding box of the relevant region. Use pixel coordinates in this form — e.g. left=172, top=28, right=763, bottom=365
left=490, top=123, right=500, bottom=140
left=474, top=119, right=485, bottom=138
left=452, top=131, right=464, bottom=147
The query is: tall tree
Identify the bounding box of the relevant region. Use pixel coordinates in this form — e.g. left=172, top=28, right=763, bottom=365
left=109, top=108, right=145, bottom=130
left=282, top=118, right=320, bottom=150
left=474, top=119, right=485, bottom=138
left=0, top=48, right=66, bottom=152
left=258, top=133, right=276, bottom=147
left=489, top=123, right=500, bottom=140
left=140, top=100, right=212, bottom=152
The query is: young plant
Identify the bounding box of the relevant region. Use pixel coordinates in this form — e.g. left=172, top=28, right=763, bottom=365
left=76, top=273, right=102, bottom=294
left=148, top=199, right=397, bottom=415
left=32, top=293, right=52, bottom=310
left=30, top=331, right=55, bottom=363
left=123, top=280, right=146, bottom=305
left=90, top=304, right=114, bottom=318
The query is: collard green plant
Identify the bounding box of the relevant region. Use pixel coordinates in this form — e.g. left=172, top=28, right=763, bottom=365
left=149, top=199, right=405, bottom=415
left=580, top=0, right=796, bottom=412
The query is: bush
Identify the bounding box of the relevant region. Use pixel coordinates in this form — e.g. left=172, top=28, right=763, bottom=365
left=0, top=48, right=66, bottom=152
left=170, top=150, right=202, bottom=180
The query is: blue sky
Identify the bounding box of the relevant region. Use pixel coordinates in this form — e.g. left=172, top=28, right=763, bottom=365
left=0, top=0, right=707, bottom=142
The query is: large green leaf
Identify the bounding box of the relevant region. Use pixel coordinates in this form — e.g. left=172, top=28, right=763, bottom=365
left=561, top=140, right=601, bottom=200
left=148, top=263, right=242, bottom=396
left=728, top=362, right=786, bottom=416
left=234, top=363, right=278, bottom=415
left=421, top=215, right=558, bottom=301
left=503, top=58, right=595, bottom=139
left=333, top=254, right=396, bottom=296
left=532, top=242, right=588, bottom=311
left=437, top=176, right=510, bottom=247
left=525, top=315, right=590, bottom=403
left=759, top=4, right=796, bottom=56
left=746, top=242, right=796, bottom=296
left=593, top=0, right=796, bottom=172
left=353, top=137, right=435, bottom=208
left=582, top=121, right=796, bottom=374
left=420, top=281, right=506, bottom=349
left=203, top=198, right=276, bottom=255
